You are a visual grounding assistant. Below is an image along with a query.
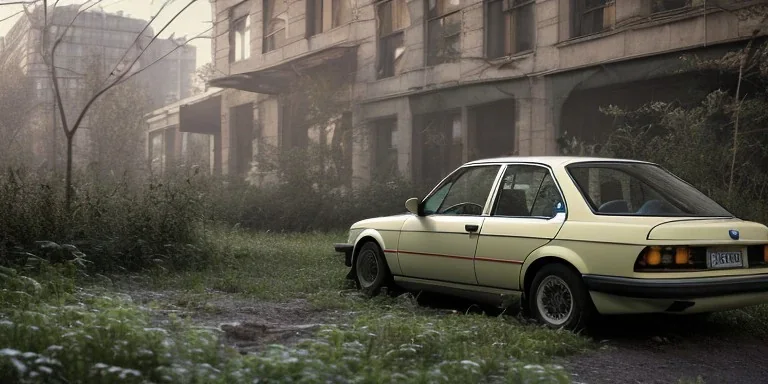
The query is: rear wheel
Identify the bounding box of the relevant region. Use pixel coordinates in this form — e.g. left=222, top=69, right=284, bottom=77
left=529, top=264, right=594, bottom=331
left=355, top=242, right=391, bottom=296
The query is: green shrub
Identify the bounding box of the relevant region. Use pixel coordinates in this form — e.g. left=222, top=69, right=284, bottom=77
left=0, top=167, right=209, bottom=273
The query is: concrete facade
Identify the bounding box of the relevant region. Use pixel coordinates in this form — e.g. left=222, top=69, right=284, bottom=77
left=173, top=0, right=766, bottom=186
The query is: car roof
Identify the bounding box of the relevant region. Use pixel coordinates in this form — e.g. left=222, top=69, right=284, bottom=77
left=464, top=156, right=656, bottom=167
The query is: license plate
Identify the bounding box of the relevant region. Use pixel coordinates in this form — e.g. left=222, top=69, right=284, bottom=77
left=707, top=248, right=744, bottom=269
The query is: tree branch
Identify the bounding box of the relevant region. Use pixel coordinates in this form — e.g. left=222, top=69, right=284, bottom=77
left=0, top=0, right=41, bottom=5
left=0, top=10, right=24, bottom=22
left=101, top=0, right=175, bottom=89
left=70, top=0, right=201, bottom=139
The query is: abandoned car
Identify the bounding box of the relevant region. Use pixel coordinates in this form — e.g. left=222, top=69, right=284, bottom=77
left=334, top=156, right=768, bottom=330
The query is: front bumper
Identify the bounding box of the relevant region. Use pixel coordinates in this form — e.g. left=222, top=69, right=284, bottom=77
left=583, top=273, right=768, bottom=299
left=334, top=243, right=354, bottom=267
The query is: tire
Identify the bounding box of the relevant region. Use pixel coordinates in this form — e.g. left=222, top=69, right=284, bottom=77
left=528, top=263, right=594, bottom=332
left=354, top=242, right=391, bottom=297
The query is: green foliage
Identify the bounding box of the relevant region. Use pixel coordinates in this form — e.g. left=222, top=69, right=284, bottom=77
left=0, top=167, right=209, bottom=273
left=561, top=41, right=768, bottom=224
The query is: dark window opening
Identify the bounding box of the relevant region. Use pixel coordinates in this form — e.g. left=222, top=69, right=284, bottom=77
left=230, top=103, right=254, bottom=178
left=307, top=0, right=352, bottom=38
left=468, top=99, right=516, bottom=161
left=413, top=110, right=463, bottom=187
left=263, top=0, right=287, bottom=53
left=377, top=0, right=410, bottom=78
left=372, top=117, right=399, bottom=180
left=486, top=0, right=535, bottom=59
left=572, top=0, right=615, bottom=38
left=426, top=0, right=464, bottom=66
left=651, top=0, right=691, bottom=13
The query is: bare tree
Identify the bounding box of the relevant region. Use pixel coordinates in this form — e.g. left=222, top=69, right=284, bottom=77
left=6, top=0, right=211, bottom=211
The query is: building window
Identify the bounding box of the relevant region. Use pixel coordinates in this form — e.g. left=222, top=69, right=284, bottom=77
left=486, top=0, right=535, bottom=59
left=376, top=0, right=410, bottom=79
left=426, top=0, right=464, bottom=66
left=229, top=2, right=251, bottom=62
left=572, top=0, right=615, bottom=38
left=372, top=117, right=398, bottom=180
left=263, top=0, right=287, bottom=53
left=651, top=0, right=690, bottom=13
left=414, top=111, right=463, bottom=186
left=307, top=0, right=352, bottom=37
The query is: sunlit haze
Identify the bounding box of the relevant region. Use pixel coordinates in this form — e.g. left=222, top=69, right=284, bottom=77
left=0, top=0, right=212, bottom=66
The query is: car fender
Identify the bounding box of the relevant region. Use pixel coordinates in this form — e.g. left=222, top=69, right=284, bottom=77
left=518, top=245, right=589, bottom=290
left=351, top=228, right=403, bottom=275
left=352, top=228, right=388, bottom=252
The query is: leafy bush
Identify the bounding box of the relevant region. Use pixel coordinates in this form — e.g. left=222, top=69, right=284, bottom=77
left=561, top=41, right=768, bottom=224
left=207, top=174, right=421, bottom=232
left=0, top=167, right=208, bottom=273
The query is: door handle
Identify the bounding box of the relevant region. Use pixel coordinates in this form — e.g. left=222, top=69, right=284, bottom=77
left=465, top=224, right=479, bottom=233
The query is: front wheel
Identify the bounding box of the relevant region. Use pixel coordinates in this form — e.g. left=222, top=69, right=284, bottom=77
left=355, top=242, right=391, bottom=296
left=529, top=264, right=594, bottom=331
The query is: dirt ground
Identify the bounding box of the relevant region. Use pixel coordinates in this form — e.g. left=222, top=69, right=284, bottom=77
left=123, top=285, right=768, bottom=384
left=560, top=314, right=768, bottom=384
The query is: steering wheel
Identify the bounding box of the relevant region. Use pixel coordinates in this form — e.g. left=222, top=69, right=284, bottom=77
left=441, top=202, right=484, bottom=215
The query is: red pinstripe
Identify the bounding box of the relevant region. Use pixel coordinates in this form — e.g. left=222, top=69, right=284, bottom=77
left=385, top=250, right=523, bottom=265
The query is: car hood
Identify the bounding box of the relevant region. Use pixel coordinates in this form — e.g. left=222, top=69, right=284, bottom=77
left=350, top=213, right=413, bottom=231
left=647, top=217, right=768, bottom=241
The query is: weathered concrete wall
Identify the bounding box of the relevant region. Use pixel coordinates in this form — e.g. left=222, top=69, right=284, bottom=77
left=208, top=0, right=768, bottom=184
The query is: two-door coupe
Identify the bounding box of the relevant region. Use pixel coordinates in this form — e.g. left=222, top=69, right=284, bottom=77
left=334, top=157, right=768, bottom=330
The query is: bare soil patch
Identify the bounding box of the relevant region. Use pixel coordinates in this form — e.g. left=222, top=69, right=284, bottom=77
left=561, top=313, right=768, bottom=384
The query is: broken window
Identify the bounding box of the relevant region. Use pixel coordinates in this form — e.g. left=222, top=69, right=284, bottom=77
left=651, top=0, right=691, bottom=13
left=376, top=0, right=410, bottom=78
left=426, top=0, right=464, bottom=66
left=307, top=0, right=353, bottom=37
left=263, top=0, right=287, bottom=53
left=229, top=2, right=251, bottom=62
left=372, top=117, right=399, bottom=180
left=486, top=0, right=535, bottom=59
left=572, top=0, right=615, bottom=38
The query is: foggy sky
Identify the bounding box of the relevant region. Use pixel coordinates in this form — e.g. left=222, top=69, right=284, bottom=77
left=0, top=0, right=212, bottom=66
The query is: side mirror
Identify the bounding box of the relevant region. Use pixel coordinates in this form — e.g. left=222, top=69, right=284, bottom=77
left=405, top=197, right=420, bottom=215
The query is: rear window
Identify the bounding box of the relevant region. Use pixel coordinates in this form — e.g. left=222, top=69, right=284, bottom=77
left=566, top=162, right=733, bottom=217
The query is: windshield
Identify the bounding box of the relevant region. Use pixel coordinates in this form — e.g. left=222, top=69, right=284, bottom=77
left=566, top=162, right=733, bottom=217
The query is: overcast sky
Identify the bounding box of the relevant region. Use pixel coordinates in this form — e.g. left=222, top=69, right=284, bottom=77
left=0, top=0, right=212, bottom=67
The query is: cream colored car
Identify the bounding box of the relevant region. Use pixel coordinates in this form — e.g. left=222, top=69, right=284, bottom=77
left=334, top=157, right=768, bottom=330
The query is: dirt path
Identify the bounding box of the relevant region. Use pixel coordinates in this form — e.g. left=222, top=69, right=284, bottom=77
left=121, top=284, right=768, bottom=383
left=560, top=314, right=768, bottom=384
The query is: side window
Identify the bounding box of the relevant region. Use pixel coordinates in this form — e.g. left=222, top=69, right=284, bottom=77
left=422, top=165, right=501, bottom=216
left=494, top=165, right=564, bottom=218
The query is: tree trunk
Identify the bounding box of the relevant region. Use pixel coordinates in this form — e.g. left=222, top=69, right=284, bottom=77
left=65, top=132, right=74, bottom=212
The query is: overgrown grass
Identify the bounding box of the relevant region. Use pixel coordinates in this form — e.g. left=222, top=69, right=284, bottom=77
left=1, top=261, right=584, bottom=383
left=149, top=228, right=348, bottom=299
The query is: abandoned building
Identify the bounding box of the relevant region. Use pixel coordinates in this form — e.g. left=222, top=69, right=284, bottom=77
left=146, top=0, right=768, bottom=186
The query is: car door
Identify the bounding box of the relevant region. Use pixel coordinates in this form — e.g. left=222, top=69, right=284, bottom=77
left=397, top=164, right=503, bottom=285
left=473, top=164, right=567, bottom=290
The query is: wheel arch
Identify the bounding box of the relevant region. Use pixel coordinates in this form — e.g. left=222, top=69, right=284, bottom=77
left=351, top=229, right=400, bottom=275
left=520, top=245, right=589, bottom=295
